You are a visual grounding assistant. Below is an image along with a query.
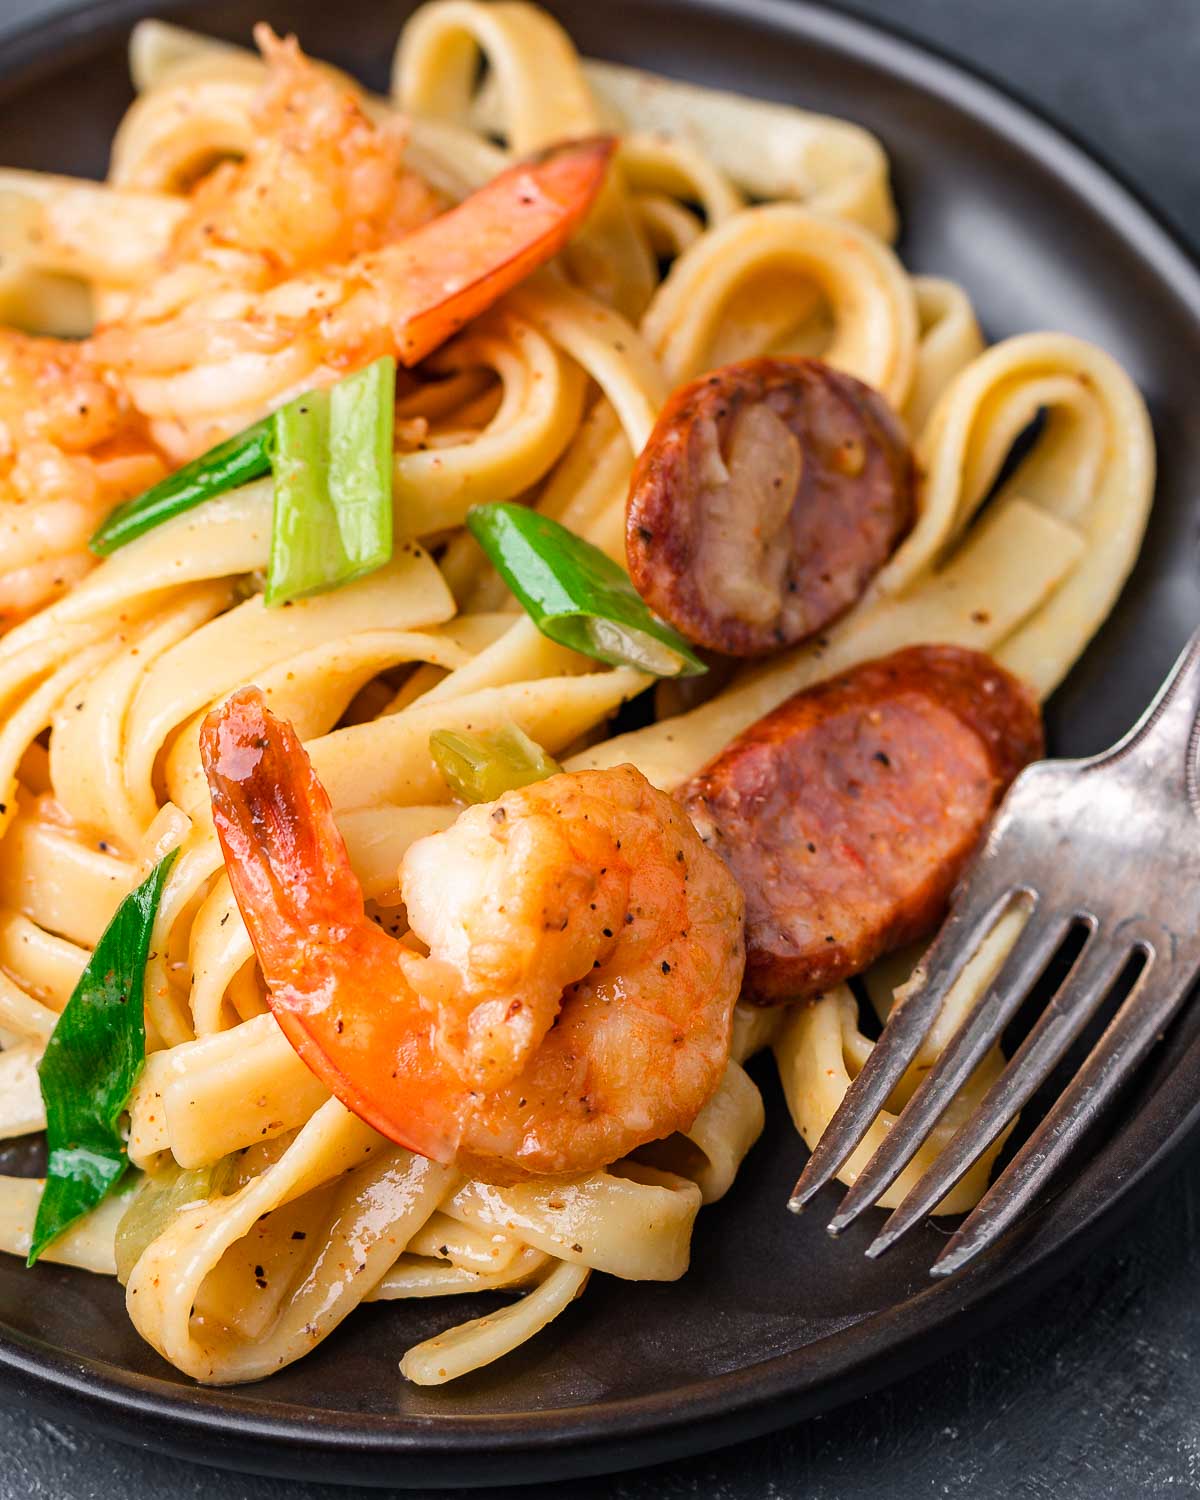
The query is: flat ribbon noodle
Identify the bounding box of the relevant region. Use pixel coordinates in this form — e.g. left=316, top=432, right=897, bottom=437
left=0, top=0, right=1155, bottom=1390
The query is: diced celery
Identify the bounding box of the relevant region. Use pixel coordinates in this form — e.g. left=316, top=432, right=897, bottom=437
left=430, top=724, right=561, bottom=803
left=113, top=1155, right=237, bottom=1285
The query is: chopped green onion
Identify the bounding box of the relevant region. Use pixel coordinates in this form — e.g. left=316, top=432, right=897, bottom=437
left=265, top=356, right=395, bottom=607
left=431, top=723, right=562, bottom=803
left=264, top=388, right=338, bottom=606
left=29, top=850, right=178, bottom=1266
left=466, top=502, right=707, bottom=677
left=89, top=419, right=272, bottom=556
left=88, top=355, right=397, bottom=579
left=113, top=1155, right=237, bottom=1285
left=329, top=356, right=396, bottom=568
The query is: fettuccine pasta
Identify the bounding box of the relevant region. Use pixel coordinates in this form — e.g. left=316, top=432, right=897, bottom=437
left=0, top=0, right=1153, bottom=1390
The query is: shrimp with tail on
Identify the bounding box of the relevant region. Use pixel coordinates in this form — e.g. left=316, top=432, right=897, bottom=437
left=201, top=688, right=746, bottom=1182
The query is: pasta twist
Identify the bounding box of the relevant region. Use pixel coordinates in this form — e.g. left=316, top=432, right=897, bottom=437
left=0, top=0, right=1154, bottom=1388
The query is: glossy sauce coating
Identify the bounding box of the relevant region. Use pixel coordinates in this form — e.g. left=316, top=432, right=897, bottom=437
left=626, top=357, right=914, bottom=656
left=680, top=646, right=1044, bottom=1002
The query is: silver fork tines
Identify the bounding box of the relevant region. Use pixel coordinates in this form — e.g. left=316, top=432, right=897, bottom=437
left=788, top=626, right=1200, bottom=1275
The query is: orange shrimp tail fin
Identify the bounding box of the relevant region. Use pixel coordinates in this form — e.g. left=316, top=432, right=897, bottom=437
left=388, top=135, right=616, bottom=366
left=200, top=687, right=470, bottom=1165
left=200, top=686, right=364, bottom=961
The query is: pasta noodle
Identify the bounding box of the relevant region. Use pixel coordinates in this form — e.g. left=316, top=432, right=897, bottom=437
left=0, top=0, right=1154, bottom=1390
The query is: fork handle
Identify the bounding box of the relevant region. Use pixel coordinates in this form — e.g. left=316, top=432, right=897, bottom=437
left=1101, top=626, right=1200, bottom=797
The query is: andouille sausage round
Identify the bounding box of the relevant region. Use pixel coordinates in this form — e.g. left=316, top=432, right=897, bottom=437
left=626, top=357, right=914, bottom=657
left=680, top=645, right=1044, bottom=1004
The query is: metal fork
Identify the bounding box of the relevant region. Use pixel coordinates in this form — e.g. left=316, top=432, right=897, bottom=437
left=789, top=626, right=1200, bottom=1277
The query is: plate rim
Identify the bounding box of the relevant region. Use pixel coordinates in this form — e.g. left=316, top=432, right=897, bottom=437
left=1, top=0, right=1200, bottom=1483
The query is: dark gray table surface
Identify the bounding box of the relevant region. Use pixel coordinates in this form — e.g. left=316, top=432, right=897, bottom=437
left=1, top=0, right=1199, bottom=1494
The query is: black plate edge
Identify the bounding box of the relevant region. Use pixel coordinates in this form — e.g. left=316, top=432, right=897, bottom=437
left=0, top=0, right=1198, bottom=1484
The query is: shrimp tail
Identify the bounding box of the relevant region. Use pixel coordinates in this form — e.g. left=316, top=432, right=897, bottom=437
left=200, top=686, right=363, bottom=972
left=383, top=135, right=617, bottom=366
left=201, top=687, right=472, bottom=1165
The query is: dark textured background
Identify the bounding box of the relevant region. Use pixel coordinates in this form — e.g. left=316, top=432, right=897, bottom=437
left=1, top=0, right=1199, bottom=1494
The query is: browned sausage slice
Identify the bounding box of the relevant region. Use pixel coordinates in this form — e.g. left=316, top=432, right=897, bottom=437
left=679, top=645, right=1044, bottom=1003
left=626, top=357, right=914, bottom=657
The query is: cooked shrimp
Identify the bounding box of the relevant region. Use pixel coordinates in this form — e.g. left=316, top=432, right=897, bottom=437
left=88, top=31, right=614, bottom=462
left=201, top=688, right=745, bottom=1182
left=105, top=29, right=441, bottom=333
left=0, top=35, right=609, bottom=621
left=170, top=27, right=443, bottom=278
left=86, top=27, right=442, bottom=461
left=0, top=330, right=163, bottom=623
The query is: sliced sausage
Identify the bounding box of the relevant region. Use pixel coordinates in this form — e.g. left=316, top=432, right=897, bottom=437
left=679, top=645, right=1043, bottom=1003
left=626, top=356, right=914, bottom=657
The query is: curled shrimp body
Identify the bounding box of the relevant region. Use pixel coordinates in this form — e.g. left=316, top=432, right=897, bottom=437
left=167, top=28, right=442, bottom=279
left=0, top=330, right=162, bottom=622
left=88, top=30, right=613, bottom=462
left=89, top=28, right=444, bottom=461
left=0, top=33, right=607, bottom=609
left=201, top=688, right=745, bottom=1182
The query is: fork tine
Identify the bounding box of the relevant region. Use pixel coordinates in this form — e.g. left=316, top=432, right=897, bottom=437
left=864, top=932, right=1133, bottom=1259
left=788, top=877, right=1013, bottom=1212
left=825, top=904, right=1076, bottom=1235
left=931, top=950, right=1189, bottom=1278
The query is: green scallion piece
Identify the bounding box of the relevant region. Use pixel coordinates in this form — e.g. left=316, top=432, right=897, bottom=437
left=265, top=356, right=395, bottom=607
left=430, top=723, right=561, bottom=803
left=88, top=419, right=272, bottom=556
left=264, top=388, right=338, bottom=606
left=330, top=356, right=396, bottom=568
left=28, top=849, right=178, bottom=1265
left=466, top=502, right=707, bottom=677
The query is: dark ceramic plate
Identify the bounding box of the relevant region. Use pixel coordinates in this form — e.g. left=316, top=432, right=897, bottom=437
left=1, top=0, right=1199, bottom=1487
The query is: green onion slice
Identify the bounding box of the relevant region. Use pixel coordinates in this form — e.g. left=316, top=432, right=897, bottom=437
left=465, top=503, right=707, bottom=677
left=89, top=419, right=272, bottom=556
left=29, top=849, right=178, bottom=1266
left=265, top=356, right=395, bottom=607
left=430, top=723, right=562, bottom=804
